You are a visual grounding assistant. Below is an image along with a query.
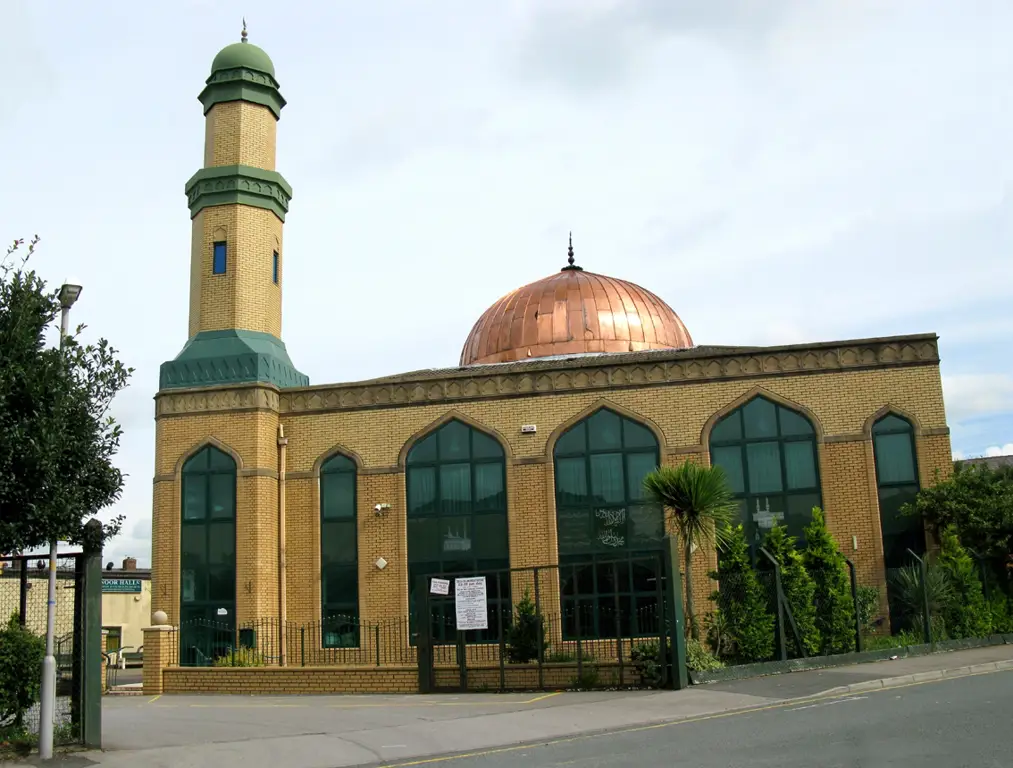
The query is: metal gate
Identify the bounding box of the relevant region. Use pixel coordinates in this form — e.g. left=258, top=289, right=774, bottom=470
left=416, top=540, right=688, bottom=693
left=0, top=542, right=103, bottom=748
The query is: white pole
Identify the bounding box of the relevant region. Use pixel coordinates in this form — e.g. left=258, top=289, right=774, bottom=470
left=39, top=285, right=79, bottom=760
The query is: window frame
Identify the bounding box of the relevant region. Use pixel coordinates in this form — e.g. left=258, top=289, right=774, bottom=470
left=552, top=408, right=664, bottom=640
left=179, top=445, right=237, bottom=666
left=708, top=396, right=822, bottom=552
left=212, top=241, right=227, bottom=275
left=272, top=250, right=279, bottom=284
left=871, top=414, right=924, bottom=569
left=405, top=420, right=510, bottom=644
left=319, top=453, right=359, bottom=648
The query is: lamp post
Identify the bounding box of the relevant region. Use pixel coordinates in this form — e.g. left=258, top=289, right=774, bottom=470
left=39, top=281, right=82, bottom=760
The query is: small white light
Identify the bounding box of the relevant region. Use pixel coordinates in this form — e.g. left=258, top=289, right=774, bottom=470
left=375, top=557, right=388, bottom=570
left=521, top=424, right=537, bottom=434
left=852, top=535, right=859, bottom=551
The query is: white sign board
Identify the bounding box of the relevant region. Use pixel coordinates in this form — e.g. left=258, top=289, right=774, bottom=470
left=454, top=576, right=489, bottom=631
left=430, top=577, right=450, bottom=596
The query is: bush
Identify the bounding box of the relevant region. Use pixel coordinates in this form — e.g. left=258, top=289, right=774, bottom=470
left=630, top=637, right=723, bottom=688
left=710, top=524, right=774, bottom=663
left=504, top=590, right=547, bottom=663
left=937, top=529, right=992, bottom=639
left=212, top=647, right=264, bottom=667
left=686, top=638, right=724, bottom=672
left=803, top=508, right=856, bottom=655
left=989, top=592, right=1013, bottom=633
left=763, top=525, right=820, bottom=656
left=856, top=586, right=881, bottom=632
left=0, top=614, right=45, bottom=728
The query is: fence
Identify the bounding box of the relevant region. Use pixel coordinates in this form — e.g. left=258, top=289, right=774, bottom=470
left=169, top=615, right=416, bottom=668
left=416, top=551, right=685, bottom=693
left=0, top=549, right=102, bottom=750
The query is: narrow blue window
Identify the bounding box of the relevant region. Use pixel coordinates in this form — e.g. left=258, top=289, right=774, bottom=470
left=212, top=241, right=227, bottom=275
left=272, top=251, right=279, bottom=284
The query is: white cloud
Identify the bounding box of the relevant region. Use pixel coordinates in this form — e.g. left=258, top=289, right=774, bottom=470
left=943, top=374, right=1013, bottom=423
left=985, top=443, right=1013, bottom=457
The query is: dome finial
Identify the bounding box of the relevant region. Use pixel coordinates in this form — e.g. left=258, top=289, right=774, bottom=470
left=241, top=17, right=248, bottom=42
left=561, top=231, right=583, bottom=272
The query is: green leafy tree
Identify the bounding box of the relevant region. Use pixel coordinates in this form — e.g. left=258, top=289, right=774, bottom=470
left=0, top=614, right=45, bottom=729
left=709, top=524, right=774, bottom=663
left=903, top=463, right=1013, bottom=571
left=802, top=508, right=856, bottom=654
left=643, top=460, right=738, bottom=639
left=505, top=590, right=547, bottom=663
left=937, top=529, right=992, bottom=639
left=763, top=524, right=820, bottom=656
left=0, top=237, right=132, bottom=552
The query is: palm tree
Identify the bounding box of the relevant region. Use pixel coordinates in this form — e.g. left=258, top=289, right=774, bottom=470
left=643, top=460, right=739, bottom=639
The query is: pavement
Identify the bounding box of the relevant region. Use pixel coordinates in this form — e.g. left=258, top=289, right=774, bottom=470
left=29, top=644, right=1013, bottom=768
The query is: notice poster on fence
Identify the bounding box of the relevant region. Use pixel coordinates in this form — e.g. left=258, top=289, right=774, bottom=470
left=454, top=576, right=489, bottom=631
left=430, top=577, right=450, bottom=596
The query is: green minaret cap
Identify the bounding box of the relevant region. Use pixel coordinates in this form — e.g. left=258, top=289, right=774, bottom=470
left=199, top=22, right=286, bottom=119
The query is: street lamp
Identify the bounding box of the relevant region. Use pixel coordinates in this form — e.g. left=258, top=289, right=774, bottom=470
left=39, top=280, right=82, bottom=760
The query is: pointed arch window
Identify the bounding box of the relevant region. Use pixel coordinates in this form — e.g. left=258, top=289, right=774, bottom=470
left=708, top=396, right=822, bottom=551
left=553, top=408, right=664, bottom=639
left=872, top=414, right=923, bottom=568
left=180, top=445, right=236, bottom=665
left=320, top=453, right=359, bottom=648
left=406, top=419, right=509, bottom=643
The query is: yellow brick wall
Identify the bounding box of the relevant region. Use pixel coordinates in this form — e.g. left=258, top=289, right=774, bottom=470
left=189, top=205, right=283, bottom=338
left=152, top=409, right=279, bottom=625
left=153, top=360, right=951, bottom=646
left=204, top=101, right=278, bottom=170
left=162, top=666, right=419, bottom=695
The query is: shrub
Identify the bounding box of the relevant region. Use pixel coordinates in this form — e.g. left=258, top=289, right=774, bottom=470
left=212, top=647, right=264, bottom=667
left=686, top=637, right=723, bottom=672
left=989, top=592, right=1013, bottom=633
left=803, top=508, right=856, bottom=654
left=504, top=590, right=547, bottom=663
left=0, top=614, right=45, bottom=728
left=710, top=524, right=774, bottom=663
left=630, top=641, right=665, bottom=687
left=856, top=586, right=881, bottom=632
left=890, top=562, right=954, bottom=641
left=763, top=525, right=819, bottom=656
left=937, top=529, right=992, bottom=638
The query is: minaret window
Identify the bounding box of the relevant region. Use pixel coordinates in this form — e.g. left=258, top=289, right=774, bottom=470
left=212, top=241, right=227, bottom=275
left=272, top=251, right=279, bottom=284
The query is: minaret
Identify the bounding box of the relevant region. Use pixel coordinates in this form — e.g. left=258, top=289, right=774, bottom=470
left=160, top=24, right=307, bottom=389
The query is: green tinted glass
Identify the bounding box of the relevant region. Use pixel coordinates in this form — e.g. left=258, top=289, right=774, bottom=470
left=743, top=398, right=778, bottom=439
left=778, top=408, right=814, bottom=437
left=588, top=409, right=623, bottom=451
left=555, top=422, right=586, bottom=455
left=438, top=420, right=471, bottom=461
left=710, top=413, right=742, bottom=443
left=623, top=419, right=657, bottom=449
left=322, top=471, right=356, bottom=519
left=407, top=433, right=437, bottom=465
left=711, top=446, right=745, bottom=494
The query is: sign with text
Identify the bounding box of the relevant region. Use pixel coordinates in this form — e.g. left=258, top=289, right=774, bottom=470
left=430, top=577, right=450, bottom=596
left=454, top=576, right=489, bottom=631
left=101, top=578, right=142, bottom=594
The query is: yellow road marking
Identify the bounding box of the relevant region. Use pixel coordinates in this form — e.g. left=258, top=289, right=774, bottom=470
left=146, top=695, right=161, bottom=704
left=523, top=692, right=563, bottom=703
left=381, top=668, right=1013, bottom=766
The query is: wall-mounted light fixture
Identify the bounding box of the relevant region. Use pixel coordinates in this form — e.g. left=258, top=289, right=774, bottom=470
left=374, top=503, right=392, bottom=517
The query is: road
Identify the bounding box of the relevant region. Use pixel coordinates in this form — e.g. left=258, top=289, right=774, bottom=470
left=397, top=670, right=1010, bottom=768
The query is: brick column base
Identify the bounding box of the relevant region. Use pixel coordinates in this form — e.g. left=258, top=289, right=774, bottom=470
left=142, top=626, right=174, bottom=696
left=100, top=630, right=108, bottom=693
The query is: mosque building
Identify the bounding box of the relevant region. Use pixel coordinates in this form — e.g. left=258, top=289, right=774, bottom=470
left=150, top=30, right=952, bottom=668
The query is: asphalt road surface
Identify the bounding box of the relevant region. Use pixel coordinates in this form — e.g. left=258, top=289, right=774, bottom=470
left=402, top=670, right=1011, bottom=768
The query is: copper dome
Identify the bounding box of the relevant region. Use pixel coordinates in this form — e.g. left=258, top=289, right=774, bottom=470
left=460, top=239, right=693, bottom=366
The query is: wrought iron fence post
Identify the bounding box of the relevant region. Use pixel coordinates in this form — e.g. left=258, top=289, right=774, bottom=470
left=759, top=548, right=787, bottom=662
left=375, top=624, right=381, bottom=667
left=907, top=549, right=932, bottom=644
left=534, top=568, right=543, bottom=690
left=416, top=576, right=434, bottom=694
left=300, top=627, right=305, bottom=667
left=843, top=556, right=862, bottom=652
left=612, top=560, right=623, bottom=686
left=574, top=565, right=584, bottom=682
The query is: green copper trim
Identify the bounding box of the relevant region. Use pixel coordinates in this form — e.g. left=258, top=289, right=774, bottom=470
left=160, top=329, right=309, bottom=390
left=199, top=67, right=286, bottom=119
left=185, top=165, right=293, bottom=221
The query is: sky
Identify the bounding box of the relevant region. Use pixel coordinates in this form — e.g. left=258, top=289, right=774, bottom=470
left=3, top=0, right=1012, bottom=568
